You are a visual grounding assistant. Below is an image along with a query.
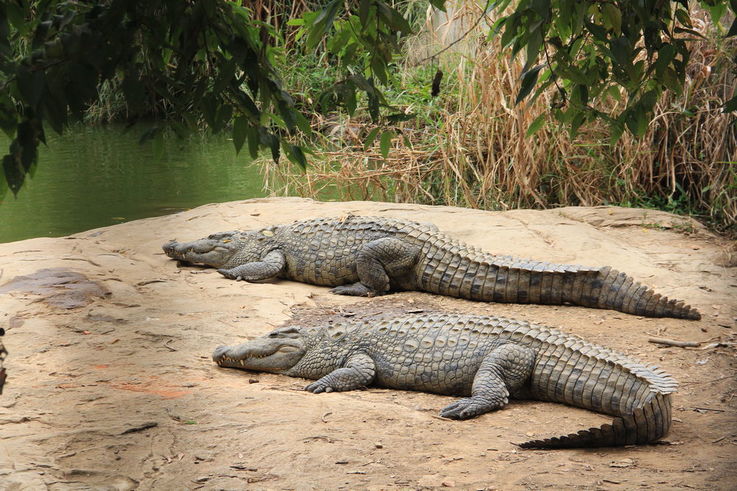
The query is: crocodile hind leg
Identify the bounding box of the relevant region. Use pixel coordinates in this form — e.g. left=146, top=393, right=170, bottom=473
left=440, top=344, right=535, bottom=419
left=330, top=238, right=420, bottom=296
left=304, top=353, right=376, bottom=393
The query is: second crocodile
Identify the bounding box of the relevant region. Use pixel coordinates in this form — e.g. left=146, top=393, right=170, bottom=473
left=163, top=215, right=700, bottom=319
left=213, top=312, right=677, bottom=448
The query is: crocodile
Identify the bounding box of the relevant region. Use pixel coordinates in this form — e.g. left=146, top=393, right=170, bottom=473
left=213, top=312, right=677, bottom=449
left=163, top=215, right=700, bottom=319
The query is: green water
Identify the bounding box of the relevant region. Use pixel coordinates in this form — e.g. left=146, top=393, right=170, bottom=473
left=0, top=125, right=267, bottom=243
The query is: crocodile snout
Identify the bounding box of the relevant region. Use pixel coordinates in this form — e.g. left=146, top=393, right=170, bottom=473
left=162, top=240, right=178, bottom=255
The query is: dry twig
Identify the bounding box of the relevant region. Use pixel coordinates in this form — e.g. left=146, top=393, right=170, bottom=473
left=648, top=337, right=702, bottom=348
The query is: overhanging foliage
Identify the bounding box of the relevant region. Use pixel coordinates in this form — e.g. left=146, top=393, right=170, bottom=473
left=1, top=0, right=735, bottom=197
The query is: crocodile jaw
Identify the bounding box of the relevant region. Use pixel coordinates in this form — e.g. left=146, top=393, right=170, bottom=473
left=212, top=327, right=306, bottom=373
left=162, top=232, right=241, bottom=267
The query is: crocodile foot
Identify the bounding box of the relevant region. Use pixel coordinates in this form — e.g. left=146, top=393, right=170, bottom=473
left=305, top=380, right=335, bottom=393
left=330, top=283, right=375, bottom=297
left=439, top=396, right=505, bottom=419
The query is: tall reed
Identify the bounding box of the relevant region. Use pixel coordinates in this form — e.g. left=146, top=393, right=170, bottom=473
left=263, top=3, right=736, bottom=233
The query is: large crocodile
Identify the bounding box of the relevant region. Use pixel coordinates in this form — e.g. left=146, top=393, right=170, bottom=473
left=163, top=215, right=700, bottom=319
left=213, top=312, right=677, bottom=449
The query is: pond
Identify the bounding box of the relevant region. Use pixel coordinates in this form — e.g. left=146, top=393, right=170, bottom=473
left=0, top=125, right=268, bottom=243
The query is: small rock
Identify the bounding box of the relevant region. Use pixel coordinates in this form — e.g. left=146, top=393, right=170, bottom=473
left=610, top=458, right=634, bottom=468
left=374, top=442, right=383, bottom=449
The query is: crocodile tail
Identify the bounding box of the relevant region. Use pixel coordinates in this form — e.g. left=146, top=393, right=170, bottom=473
left=519, top=392, right=673, bottom=449
left=422, top=244, right=700, bottom=319
left=580, top=267, right=701, bottom=320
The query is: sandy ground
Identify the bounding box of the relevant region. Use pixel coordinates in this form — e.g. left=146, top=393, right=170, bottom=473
left=0, top=198, right=735, bottom=490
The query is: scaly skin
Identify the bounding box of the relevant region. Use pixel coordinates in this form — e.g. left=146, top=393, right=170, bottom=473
left=213, top=312, right=677, bottom=449
left=163, top=215, right=701, bottom=319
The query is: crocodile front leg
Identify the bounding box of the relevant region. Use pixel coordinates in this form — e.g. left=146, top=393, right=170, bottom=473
left=218, top=250, right=286, bottom=282
left=304, top=353, right=376, bottom=393
left=440, top=344, right=535, bottom=419
left=330, top=237, right=419, bottom=296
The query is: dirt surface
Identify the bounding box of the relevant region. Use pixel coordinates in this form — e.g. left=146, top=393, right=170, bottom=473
left=1, top=198, right=735, bottom=490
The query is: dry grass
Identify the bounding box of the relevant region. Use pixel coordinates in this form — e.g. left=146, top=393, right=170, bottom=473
left=262, top=2, right=736, bottom=233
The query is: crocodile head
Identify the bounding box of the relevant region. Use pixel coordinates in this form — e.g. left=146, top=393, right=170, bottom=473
left=162, top=230, right=268, bottom=268
left=212, top=326, right=306, bottom=373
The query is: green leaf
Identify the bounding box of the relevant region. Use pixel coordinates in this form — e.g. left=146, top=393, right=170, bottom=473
left=569, top=111, right=586, bottom=137
left=370, top=55, right=388, bottom=85
left=295, top=112, right=312, bottom=135
left=233, top=116, right=247, bottom=155
left=639, top=90, right=659, bottom=113
left=367, top=90, right=380, bottom=123
left=571, top=84, right=589, bottom=107
left=661, top=67, right=682, bottom=94
left=17, top=66, right=45, bottom=109
left=609, top=36, right=632, bottom=67
left=525, top=113, right=547, bottom=136
left=364, top=127, right=381, bottom=149
left=674, top=26, right=705, bottom=39
left=375, top=2, right=412, bottom=33
left=655, top=44, right=676, bottom=77
left=247, top=125, right=260, bottom=160
left=674, top=8, right=692, bottom=27
left=723, top=94, right=737, bottom=113
left=625, top=108, right=648, bottom=137
left=285, top=143, right=307, bottom=168
left=379, top=130, right=393, bottom=158
left=42, top=93, right=67, bottom=135
left=515, top=65, right=543, bottom=105
left=387, top=113, right=415, bottom=123
left=0, top=96, right=17, bottom=138
left=523, top=23, right=543, bottom=72
left=3, top=152, right=24, bottom=196
left=306, top=0, right=341, bottom=50
left=609, top=118, right=625, bottom=145
left=585, top=19, right=609, bottom=43
left=429, top=0, right=447, bottom=11
left=601, top=4, right=622, bottom=35
left=705, top=2, right=727, bottom=24
left=359, top=0, right=372, bottom=25
left=531, top=0, right=551, bottom=20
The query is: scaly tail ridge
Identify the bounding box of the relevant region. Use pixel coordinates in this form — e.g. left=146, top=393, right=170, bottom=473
left=593, top=267, right=701, bottom=320
left=422, top=244, right=700, bottom=319
left=519, top=392, right=673, bottom=449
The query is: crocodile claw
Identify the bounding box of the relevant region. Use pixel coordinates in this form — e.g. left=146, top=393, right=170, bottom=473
left=439, top=397, right=496, bottom=420
left=305, top=381, right=334, bottom=393
left=217, top=269, right=242, bottom=280
left=329, top=283, right=374, bottom=297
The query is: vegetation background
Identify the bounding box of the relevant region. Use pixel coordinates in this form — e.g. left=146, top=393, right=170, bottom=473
left=261, top=0, right=737, bottom=234
left=1, top=0, right=735, bottom=234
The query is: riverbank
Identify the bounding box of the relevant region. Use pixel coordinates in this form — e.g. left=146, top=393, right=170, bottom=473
left=1, top=198, right=735, bottom=489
